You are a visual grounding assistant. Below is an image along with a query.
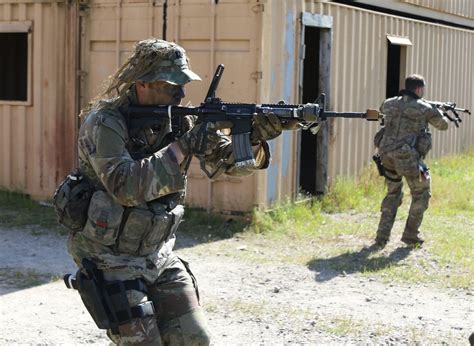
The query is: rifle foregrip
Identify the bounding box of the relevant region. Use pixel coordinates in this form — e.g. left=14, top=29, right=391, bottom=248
left=232, top=133, right=256, bottom=168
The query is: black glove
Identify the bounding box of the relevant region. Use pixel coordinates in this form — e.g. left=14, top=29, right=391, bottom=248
left=249, top=113, right=282, bottom=145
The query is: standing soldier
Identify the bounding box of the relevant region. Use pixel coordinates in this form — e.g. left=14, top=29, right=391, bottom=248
left=373, top=74, right=449, bottom=247
left=65, top=38, right=282, bottom=344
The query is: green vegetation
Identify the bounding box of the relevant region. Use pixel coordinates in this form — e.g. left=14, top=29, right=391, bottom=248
left=246, top=149, right=474, bottom=289
left=0, top=268, right=55, bottom=289
left=0, top=190, right=63, bottom=233
left=0, top=150, right=472, bottom=288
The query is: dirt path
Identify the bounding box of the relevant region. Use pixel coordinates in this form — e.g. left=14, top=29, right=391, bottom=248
left=1, top=226, right=472, bottom=344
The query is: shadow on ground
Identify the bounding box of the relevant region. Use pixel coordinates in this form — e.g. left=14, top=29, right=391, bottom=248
left=306, top=245, right=414, bottom=282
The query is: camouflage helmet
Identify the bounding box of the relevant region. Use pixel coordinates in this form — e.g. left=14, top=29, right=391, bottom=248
left=118, top=38, right=201, bottom=85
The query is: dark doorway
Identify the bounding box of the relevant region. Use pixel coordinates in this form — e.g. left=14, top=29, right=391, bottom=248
left=386, top=43, right=401, bottom=98
left=0, top=32, right=28, bottom=101
left=299, top=26, right=320, bottom=195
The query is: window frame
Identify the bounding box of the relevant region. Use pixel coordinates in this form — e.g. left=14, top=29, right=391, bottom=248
left=0, top=21, right=33, bottom=106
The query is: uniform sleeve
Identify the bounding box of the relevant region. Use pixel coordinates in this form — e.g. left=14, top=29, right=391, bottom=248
left=87, top=113, right=185, bottom=206
left=425, top=104, right=449, bottom=131
left=200, top=135, right=271, bottom=179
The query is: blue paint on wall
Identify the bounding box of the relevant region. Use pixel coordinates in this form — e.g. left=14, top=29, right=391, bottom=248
left=267, top=8, right=296, bottom=204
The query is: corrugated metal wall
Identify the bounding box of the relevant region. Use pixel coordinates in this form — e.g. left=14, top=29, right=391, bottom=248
left=400, top=0, right=474, bottom=19
left=259, top=1, right=473, bottom=202
left=0, top=1, right=78, bottom=199
left=1, top=0, right=472, bottom=213
left=81, top=0, right=262, bottom=212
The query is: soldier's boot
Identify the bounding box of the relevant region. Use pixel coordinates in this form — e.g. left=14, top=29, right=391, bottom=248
left=401, top=190, right=429, bottom=247
left=401, top=214, right=424, bottom=246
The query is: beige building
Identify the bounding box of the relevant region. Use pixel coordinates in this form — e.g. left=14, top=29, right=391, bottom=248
left=0, top=0, right=473, bottom=212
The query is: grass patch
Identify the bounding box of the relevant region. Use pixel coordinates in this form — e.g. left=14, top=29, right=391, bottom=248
left=244, top=149, right=474, bottom=289
left=0, top=189, right=64, bottom=233
left=0, top=268, right=56, bottom=289
left=179, top=208, right=250, bottom=241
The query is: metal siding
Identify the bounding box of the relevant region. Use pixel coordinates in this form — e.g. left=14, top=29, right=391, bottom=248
left=81, top=0, right=260, bottom=212
left=259, top=1, right=473, bottom=207
left=0, top=1, right=77, bottom=199
left=319, top=2, right=474, bottom=179
left=401, top=0, right=474, bottom=19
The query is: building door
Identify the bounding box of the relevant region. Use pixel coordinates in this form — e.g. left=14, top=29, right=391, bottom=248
left=298, top=13, right=333, bottom=196
left=386, top=35, right=412, bottom=98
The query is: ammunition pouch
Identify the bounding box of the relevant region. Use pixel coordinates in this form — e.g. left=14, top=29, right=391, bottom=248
left=64, top=260, right=155, bottom=330
left=117, top=202, right=184, bottom=256
left=53, top=169, right=95, bottom=232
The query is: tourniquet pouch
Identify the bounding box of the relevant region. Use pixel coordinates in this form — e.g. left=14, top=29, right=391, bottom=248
left=393, top=143, right=419, bottom=177
left=53, top=170, right=95, bottom=232
left=117, top=203, right=184, bottom=256
left=415, top=131, right=432, bottom=157
left=82, top=191, right=124, bottom=246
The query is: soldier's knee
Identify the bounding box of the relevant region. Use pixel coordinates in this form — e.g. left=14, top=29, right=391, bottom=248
left=412, top=191, right=430, bottom=213
left=161, top=308, right=211, bottom=345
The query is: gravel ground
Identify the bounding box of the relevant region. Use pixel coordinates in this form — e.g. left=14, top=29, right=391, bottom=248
left=0, top=225, right=473, bottom=345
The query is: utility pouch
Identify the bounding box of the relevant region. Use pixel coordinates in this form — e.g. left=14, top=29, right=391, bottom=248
left=53, top=170, right=95, bottom=232
left=393, top=144, right=419, bottom=177
left=415, top=131, right=432, bottom=158
left=117, top=203, right=184, bottom=256
left=82, top=191, right=124, bottom=246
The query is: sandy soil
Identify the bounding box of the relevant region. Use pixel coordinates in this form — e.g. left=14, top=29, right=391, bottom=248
left=0, top=225, right=473, bottom=345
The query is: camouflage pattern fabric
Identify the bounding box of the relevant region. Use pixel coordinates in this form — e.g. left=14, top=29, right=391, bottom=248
left=105, top=254, right=210, bottom=345
left=375, top=92, right=448, bottom=243
left=69, top=39, right=271, bottom=345
left=250, top=112, right=282, bottom=145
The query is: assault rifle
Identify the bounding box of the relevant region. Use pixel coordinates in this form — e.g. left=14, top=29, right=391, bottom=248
left=425, top=100, right=471, bottom=128
left=128, top=64, right=380, bottom=177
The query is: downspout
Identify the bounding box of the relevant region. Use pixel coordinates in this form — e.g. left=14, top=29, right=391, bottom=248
left=149, top=0, right=154, bottom=37
left=207, top=0, right=217, bottom=212
left=116, top=0, right=122, bottom=68
left=162, top=0, right=168, bottom=40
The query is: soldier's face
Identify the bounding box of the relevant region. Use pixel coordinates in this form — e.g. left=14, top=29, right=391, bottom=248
left=415, top=86, right=425, bottom=98
left=136, top=81, right=186, bottom=106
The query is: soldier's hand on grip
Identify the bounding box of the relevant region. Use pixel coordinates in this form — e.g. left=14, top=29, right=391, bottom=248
left=250, top=113, right=282, bottom=145
left=177, top=121, right=232, bottom=156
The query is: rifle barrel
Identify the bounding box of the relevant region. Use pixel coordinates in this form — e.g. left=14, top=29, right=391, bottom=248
left=323, top=111, right=368, bottom=118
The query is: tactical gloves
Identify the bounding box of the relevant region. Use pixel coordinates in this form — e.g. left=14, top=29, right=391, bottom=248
left=177, top=121, right=232, bottom=156
left=250, top=113, right=283, bottom=145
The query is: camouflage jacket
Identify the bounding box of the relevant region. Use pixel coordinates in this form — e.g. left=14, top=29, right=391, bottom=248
left=378, top=90, right=448, bottom=155
left=68, top=87, right=270, bottom=279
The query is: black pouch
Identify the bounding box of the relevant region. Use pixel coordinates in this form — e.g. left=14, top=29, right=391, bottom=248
left=53, top=169, right=95, bottom=232
left=74, top=267, right=113, bottom=330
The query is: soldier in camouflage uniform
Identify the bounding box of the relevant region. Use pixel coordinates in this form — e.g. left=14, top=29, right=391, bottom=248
left=68, top=39, right=281, bottom=345
left=373, top=74, right=449, bottom=248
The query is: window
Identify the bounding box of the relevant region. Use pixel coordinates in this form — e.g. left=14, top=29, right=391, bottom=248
left=0, top=22, right=32, bottom=104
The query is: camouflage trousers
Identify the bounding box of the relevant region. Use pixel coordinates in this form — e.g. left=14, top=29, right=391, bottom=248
left=104, top=253, right=211, bottom=346
left=376, top=154, right=431, bottom=242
